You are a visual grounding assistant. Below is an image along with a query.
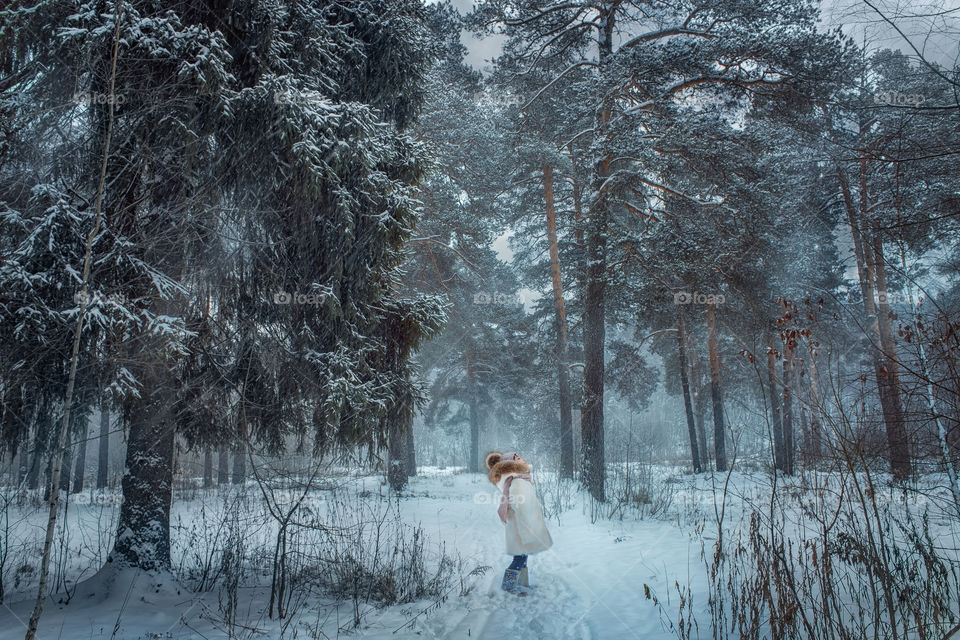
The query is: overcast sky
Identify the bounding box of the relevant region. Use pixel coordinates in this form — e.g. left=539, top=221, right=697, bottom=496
left=451, top=0, right=960, bottom=72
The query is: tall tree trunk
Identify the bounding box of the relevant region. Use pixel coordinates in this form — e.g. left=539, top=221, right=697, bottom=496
left=767, top=333, right=785, bottom=472
left=232, top=412, right=247, bottom=486
left=543, top=163, right=574, bottom=479
left=27, top=432, right=43, bottom=491
left=568, top=148, right=586, bottom=258
left=570, top=153, right=588, bottom=479
left=794, top=353, right=811, bottom=466
left=231, top=444, right=246, bottom=486
left=567, top=146, right=588, bottom=339
left=567, top=146, right=589, bottom=479
left=218, top=445, right=229, bottom=485
left=677, top=314, right=702, bottom=473
left=871, top=223, right=911, bottom=479
left=97, top=403, right=109, bottom=489
left=112, top=364, right=175, bottom=570
left=72, top=419, right=88, bottom=493
left=799, top=403, right=810, bottom=467
left=43, top=452, right=53, bottom=501
left=806, top=341, right=823, bottom=461
left=782, top=347, right=795, bottom=475
left=405, top=421, right=416, bottom=477
left=202, top=446, right=213, bottom=489
left=17, top=448, right=27, bottom=487
left=581, top=211, right=607, bottom=499
left=837, top=165, right=911, bottom=480
left=59, top=433, right=72, bottom=493
left=706, top=304, right=727, bottom=471
left=694, top=389, right=709, bottom=468
left=387, top=421, right=407, bottom=490
left=466, top=344, right=480, bottom=474
left=688, top=334, right=709, bottom=467
left=581, top=9, right=614, bottom=502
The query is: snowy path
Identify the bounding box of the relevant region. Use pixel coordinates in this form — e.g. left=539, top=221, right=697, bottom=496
left=394, top=469, right=702, bottom=640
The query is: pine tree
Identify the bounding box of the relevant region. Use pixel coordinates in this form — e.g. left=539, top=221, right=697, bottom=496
left=470, top=0, right=842, bottom=500
left=2, top=0, right=444, bottom=579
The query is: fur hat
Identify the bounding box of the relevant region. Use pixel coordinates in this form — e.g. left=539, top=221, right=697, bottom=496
left=487, top=452, right=531, bottom=484
left=485, top=452, right=502, bottom=470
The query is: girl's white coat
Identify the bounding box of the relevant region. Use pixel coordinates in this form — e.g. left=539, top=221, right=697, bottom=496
left=496, top=471, right=553, bottom=555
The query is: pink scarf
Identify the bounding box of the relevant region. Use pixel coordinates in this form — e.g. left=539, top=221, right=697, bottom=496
left=498, top=472, right=532, bottom=523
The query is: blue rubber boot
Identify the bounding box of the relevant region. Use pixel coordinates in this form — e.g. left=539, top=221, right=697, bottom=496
left=501, top=568, right=520, bottom=592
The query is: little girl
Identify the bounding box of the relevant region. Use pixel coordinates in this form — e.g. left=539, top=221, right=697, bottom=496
left=486, top=452, right=553, bottom=595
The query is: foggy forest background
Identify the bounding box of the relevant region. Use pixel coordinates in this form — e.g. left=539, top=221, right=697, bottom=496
left=1, top=0, right=959, bottom=638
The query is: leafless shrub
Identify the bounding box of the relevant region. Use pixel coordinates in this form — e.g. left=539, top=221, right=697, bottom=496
left=607, top=460, right=677, bottom=520
left=672, top=453, right=960, bottom=639
left=291, top=487, right=459, bottom=627
left=536, top=469, right=576, bottom=522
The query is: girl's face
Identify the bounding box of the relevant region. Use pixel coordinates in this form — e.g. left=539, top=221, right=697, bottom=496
left=512, top=453, right=527, bottom=465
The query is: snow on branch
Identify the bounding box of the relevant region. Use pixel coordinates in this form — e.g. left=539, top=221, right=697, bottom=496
left=618, top=26, right=716, bottom=51
left=522, top=60, right=599, bottom=111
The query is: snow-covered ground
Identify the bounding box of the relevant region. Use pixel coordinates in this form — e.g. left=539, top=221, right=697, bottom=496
left=1, top=466, right=957, bottom=639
